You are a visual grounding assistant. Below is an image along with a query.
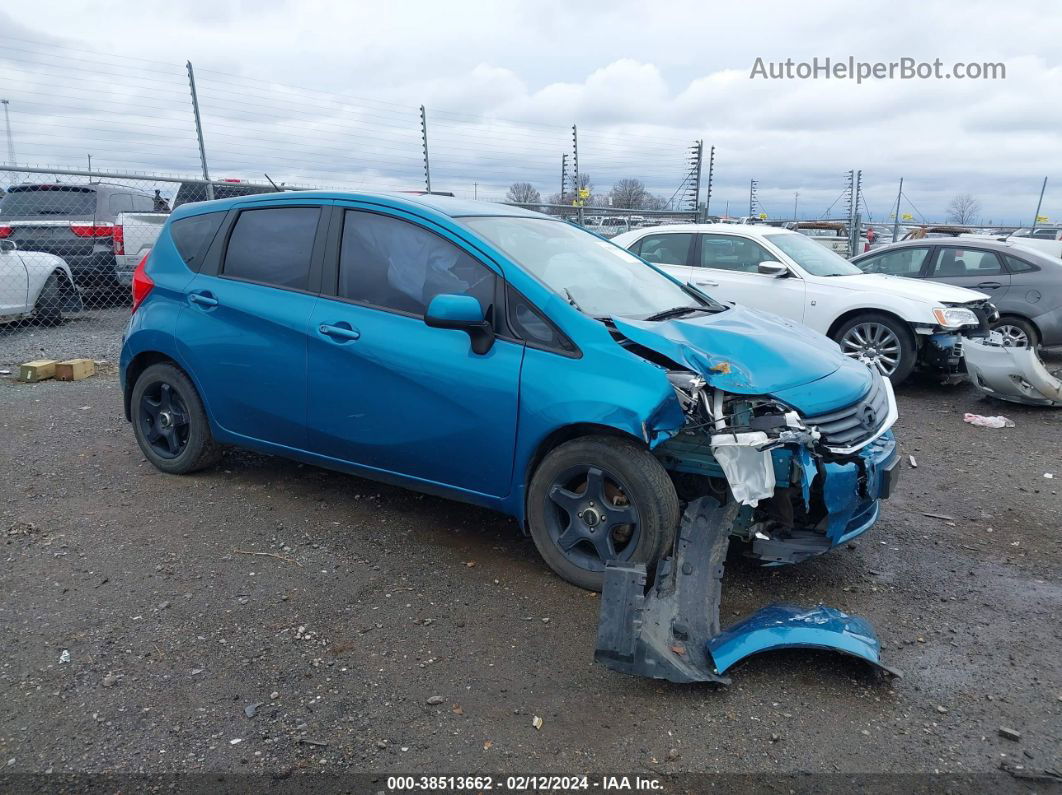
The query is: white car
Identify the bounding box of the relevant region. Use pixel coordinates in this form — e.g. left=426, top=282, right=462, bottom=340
left=611, top=224, right=997, bottom=384
left=0, top=241, right=82, bottom=325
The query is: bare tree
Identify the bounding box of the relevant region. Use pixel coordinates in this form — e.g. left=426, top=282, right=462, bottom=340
left=609, top=178, right=650, bottom=209
left=506, top=182, right=541, bottom=205
left=946, top=193, right=981, bottom=225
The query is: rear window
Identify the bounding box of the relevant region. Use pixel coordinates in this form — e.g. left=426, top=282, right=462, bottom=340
left=170, top=212, right=225, bottom=267
left=222, top=207, right=320, bottom=290
left=0, top=186, right=97, bottom=218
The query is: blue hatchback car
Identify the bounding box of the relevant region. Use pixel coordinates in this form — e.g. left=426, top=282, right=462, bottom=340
left=120, top=192, right=899, bottom=590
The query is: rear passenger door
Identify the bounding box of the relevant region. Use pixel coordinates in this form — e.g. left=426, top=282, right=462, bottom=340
left=305, top=205, right=522, bottom=497
left=926, top=245, right=1011, bottom=298
left=174, top=202, right=329, bottom=449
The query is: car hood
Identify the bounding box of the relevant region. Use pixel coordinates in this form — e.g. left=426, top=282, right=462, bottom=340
left=611, top=305, right=874, bottom=413
left=824, top=272, right=988, bottom=303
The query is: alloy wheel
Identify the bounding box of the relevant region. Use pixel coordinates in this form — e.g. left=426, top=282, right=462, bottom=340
left=138, top=381, right=191, bottom=459
left=840, top=322, right=902, bottom=376
left=544, top=465, right=641, bottom=572
left=994, top=323, right=1030, bottom=348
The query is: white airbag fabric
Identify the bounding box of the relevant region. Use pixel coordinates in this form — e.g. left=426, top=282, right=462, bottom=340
left=710, top=431, right=776, bottom=507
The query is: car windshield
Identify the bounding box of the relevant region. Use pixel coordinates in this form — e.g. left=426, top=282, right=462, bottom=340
left=765, top=232, right=863, bottom=276
left=461, top=216, right=719, bottom=319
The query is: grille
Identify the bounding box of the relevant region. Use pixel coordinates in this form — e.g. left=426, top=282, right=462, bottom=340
left=805, top=374, right=890, bottom=449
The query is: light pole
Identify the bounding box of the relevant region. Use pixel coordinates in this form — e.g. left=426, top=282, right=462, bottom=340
left=1, top=99, right=15, bottom=165
left=793, top=191, right=799, bottom=221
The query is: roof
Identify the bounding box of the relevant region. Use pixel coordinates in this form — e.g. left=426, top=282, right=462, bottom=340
left=170, top=189, right=550, bottom=221
left=615, top=222, right=796, bottom=239
left=852, top=235, right=1062, bottom=264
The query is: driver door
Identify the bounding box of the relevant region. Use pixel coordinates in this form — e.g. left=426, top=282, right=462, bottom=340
left=691, top=233, right=806, bottom=321
left=305, top=205, right=523, bottom=497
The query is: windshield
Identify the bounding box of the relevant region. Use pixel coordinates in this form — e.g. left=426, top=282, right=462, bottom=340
left=462, top=216, right=717, bottom=319
left=765, top=232, right=863, bottom=276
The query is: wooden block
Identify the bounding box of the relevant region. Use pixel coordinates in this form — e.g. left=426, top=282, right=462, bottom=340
left=54, top=359, right=96, bottom=381
left=18, top=359, right=58, bottom=383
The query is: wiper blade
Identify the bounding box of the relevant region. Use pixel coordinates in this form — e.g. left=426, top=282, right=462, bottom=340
left=644, top=305, right=711, bottom=322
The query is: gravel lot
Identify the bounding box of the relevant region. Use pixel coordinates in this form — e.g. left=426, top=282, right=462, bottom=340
left=0, top=314, right=1060, bottom=787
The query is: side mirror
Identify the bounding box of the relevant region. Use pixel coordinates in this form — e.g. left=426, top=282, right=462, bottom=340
left=424, top=293, right=495, bottom=355
left=0, top=240, right=17, bottom=253
left=757, top=260, right=788, bottom=277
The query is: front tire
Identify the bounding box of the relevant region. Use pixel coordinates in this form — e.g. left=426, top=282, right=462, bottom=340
left=131, top=363, right=222, bottom=474
left=832, top=312, right=916, bottom=385
left=527, top=436, right=679, bottom=591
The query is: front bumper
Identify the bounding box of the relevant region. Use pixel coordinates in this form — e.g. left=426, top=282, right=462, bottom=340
left=963, top=338, right=1062, bottom=407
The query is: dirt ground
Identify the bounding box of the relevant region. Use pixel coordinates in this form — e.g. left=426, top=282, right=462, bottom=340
left=0, top=315, right=1059, bottom=788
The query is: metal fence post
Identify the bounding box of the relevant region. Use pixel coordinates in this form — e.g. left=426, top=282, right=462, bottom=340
left=420, top=105, right=432, bottom=193
left=186, top=61, right=213, bottom=201
left=571, top=124, right=583, bottom=226
left=704, top=145, right=715, bottom=220
left=891, top=178, right=903, bottom=242
left=1, top=99, right=15, bottom=165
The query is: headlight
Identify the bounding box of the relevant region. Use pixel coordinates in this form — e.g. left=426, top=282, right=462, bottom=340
left=932, top=307, right=978, bottom=328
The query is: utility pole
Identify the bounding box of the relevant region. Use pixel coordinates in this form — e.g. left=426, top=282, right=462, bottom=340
left=419, top=105, right=432, bottom=193
left=186, top=62, right=214, bottom=201
left=87, top=154, right=92, bottom=172
left=571, top=124, right=582, bottom=225
left=793, top=191, right=799, bottom=222
left=704, top=145, right=715, bottom=219
left=1, top=99, right=15, bottom=165
left=891, top=178, right=903, bottom=242
left=1031, top=176, right=1048, bottom=231
left=473, top=182, right=477, bottom=200
left=748, top=178, right=758, bottom=217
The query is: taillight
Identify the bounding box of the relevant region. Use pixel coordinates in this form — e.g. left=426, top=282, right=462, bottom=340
left=131, top=252, right=154, bottom=313
left=113, top=224, right=125, bottom=255
left=0, top=225, right=12, bottom=239
left=70, top=223, right=114, bottom=238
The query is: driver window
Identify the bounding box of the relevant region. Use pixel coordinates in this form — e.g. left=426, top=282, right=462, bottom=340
left=698, top=234, right=772, bottom=272
left=338, top=210, right=496, bottom=317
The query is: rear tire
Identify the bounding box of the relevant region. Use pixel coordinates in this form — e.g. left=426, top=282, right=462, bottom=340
left=34, top=273, right=64, bottom=326
left=832, top=312, right=916, bottom=385
left=131, top=363, right=222, bottom=474
left=527, top=435, right=679, bottom=591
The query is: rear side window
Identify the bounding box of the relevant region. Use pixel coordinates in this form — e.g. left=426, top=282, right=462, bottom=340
left=0, top=186, right=97, bottom=218
left=170, top=212, right=225, bottom=267
left=634, top=233, right=692, bottom=266
left=931, top=247, right=1002, bottom=277
left=109, top=193, right=135, bottom=215
left=338, top=210, right=495, bottom=317
left=222, top=207, right=320, bottom=290
left=1004, top=255, right=1039, bottom=274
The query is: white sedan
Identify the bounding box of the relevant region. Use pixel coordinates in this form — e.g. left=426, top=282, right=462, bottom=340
left=0, top=241, right=82, bottom=325
left=612, top=224, right=996, bottom=384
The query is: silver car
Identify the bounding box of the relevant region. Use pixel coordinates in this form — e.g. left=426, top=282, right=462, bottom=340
left=851, top=237, right=1062, bottom=348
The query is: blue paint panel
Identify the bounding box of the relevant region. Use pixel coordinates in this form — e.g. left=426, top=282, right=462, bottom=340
left=706, top=604, right=898, bottom=676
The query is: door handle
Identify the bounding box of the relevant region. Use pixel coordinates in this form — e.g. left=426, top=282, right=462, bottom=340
left=694, top=280, right=719, bottom=288
left=975, top=281, right=1001, bottom=289
left=188, top=292, right=218, bottom=308
left=319, top=323, right=361, bottom=342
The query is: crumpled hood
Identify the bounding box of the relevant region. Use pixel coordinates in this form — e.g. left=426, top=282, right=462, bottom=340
left=612, top=305, right=874, bottom=413
left=825, top=273, right=988, bottom=304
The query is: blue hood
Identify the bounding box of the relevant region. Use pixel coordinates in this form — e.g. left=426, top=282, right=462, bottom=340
left=612, top=306, right=874, bottom=415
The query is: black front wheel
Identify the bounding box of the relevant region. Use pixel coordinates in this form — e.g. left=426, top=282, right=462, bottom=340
left=131, top=363, right=222, bottom=474
left=527, top=436, right=679, bottom=591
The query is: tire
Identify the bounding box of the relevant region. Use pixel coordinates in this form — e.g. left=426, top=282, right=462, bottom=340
left=34, top=272, right=64, bottom=326
left=130, top=363, right=222, bottom=474
left=527, top=435, right=680, bottom=591
left=991, top=316, right=1038, bottom=349
left=832, top=312, right=916, bottom=385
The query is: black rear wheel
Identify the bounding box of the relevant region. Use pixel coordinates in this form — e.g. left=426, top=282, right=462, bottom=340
left=527, top=436, right=679, bottom=591
left=34, top=272, right=64, bottom=326
left=131, top=363, right=221, bottom=474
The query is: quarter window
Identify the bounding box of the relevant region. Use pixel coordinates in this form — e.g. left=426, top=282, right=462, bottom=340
left=1004, top=254, right=1038, bottom=274
left=634, top=233, right=692, bottom=266
left=857, top=246, right=930, bottom=276
left=698, top=234, right=772, bottom=272
left=222, top=207, right=320, bottom=290
left=171, top=212, right=225, bottom=266
left=338, top=210, right=495, bottom=317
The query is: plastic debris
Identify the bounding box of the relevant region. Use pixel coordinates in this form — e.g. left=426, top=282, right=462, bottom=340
left=532, top=716, right=543, bottom=730
left=963, top=413, right=1014, bottom=429
left=58, top=650, right=70, bottom=664
left=909, top=455, right=917, bottom=468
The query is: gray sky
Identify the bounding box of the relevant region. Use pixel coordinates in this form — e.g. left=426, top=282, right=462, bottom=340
left=1, top=0, right=1059, bottom=223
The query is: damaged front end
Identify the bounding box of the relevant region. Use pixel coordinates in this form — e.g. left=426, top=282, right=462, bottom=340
left=963, top=333, right=1062, bottom=407
left=653, top=368, right=900, bottom=565
left=595, top=497, right=900, bottom=684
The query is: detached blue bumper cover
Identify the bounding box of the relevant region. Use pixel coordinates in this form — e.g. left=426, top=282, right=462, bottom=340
left=707, top=604, right=901, bottom=677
